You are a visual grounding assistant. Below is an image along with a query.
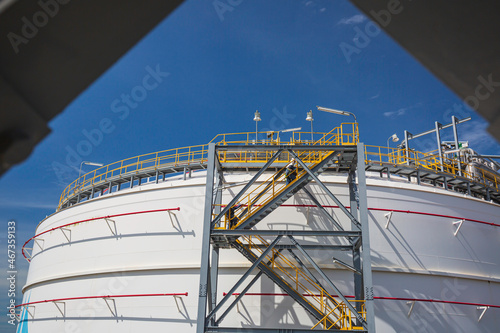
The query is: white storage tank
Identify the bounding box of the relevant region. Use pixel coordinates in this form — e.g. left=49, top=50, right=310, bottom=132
left=17, top=127, right=500, bottom=333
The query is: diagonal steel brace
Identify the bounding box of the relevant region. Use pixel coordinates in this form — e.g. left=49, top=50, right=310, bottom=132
left=288, top=150, right=361, bottom=229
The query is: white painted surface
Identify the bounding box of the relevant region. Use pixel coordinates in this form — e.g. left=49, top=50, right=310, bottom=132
left=19, top=171, right=500, bottom=333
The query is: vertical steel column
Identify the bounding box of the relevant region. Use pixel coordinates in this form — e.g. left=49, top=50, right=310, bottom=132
left=209, top=248, right=219, bottom=324
left=357, top=143, right=376, bottom=332
left=210, top=170, right=223, bottom=326
left=435, top=122, right=444, bottom=171
left=452, top=116, right=463, bottom=176
left=349, top=170, right=363, bottom=315
left=196, top=143, right=217, bottom=333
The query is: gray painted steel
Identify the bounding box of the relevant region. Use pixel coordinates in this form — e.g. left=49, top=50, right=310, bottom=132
left=197, top=143, right=217, bottom=333
left=357, top=143, right=376, bottom=332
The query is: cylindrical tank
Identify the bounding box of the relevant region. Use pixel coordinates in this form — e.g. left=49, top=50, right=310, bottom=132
left=18, top=170, right=500, bottom=333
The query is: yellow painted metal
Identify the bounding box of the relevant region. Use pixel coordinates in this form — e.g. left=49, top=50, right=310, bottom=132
left=236, top=235, right=366, bottom=330
left=363, top=144, right=500, bottom=190
left=58, top=124, right=358, bottom=209
left=54, top=121, right=499, bottom=330
left=58, top=144, right=210, bottom=209
left=311, top=300, right=366, bottom=330
left=221, top=144, right=364, bottom=330
left=58, top=122, right=499, bottom=210
left=224, top=152, right=335, bottom=229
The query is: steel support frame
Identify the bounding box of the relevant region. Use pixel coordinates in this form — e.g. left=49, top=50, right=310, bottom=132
left=197, top=143, right=375, bottom=332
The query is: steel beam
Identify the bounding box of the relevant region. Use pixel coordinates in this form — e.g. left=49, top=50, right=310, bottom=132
left=206, top=236, right=283, bottom=323
left=357, top=143, right=376, bottom=333
left=249, top=244, right=353, bottom=250
left=206, top=328, right=355, bottom=333
left=215, top=271, right=263, bottom=326
left=232, top=240, right=329, bottom=326
left=211, top=148, right=283, bottom=228
left=210, top=171, right=224, bottom=325
left=288, top=236, right=366, bottom=328
left=435, top=122, right=444, bottom=171
left=406, top=117, right=471, bottom=140
left=288, top=150, right=361, bottom=229
left=214, top=249, right=283, bottom=326
left=302, top=187, right=344, bottom=231
left=349, top=169, right=363, bottom=317
left=211, top=230, right=360, bottom=237
left=285, top=248, right=341, bottom=308
left=216, top=145, right=357, bottom=152
left=234, top=150, right=340, bottom=230
left=452, top=116, right=463, bottom=176
left=197, top=143, right=217, bottom=333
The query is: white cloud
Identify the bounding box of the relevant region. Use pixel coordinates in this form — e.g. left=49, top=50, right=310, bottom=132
left=458, top=120, right=500, bottom=153
left=384, top=108, right=406, bottom=117
left=384, top=102, right=423, bottom=118
left=337, top=14, right=367, bottom=25
left=0, top=199, right=56, bottom=210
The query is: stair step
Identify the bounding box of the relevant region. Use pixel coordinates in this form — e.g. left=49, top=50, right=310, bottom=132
left=233, top=241, right=342, bottom=329
left=236, top=152, right=337, bottom=230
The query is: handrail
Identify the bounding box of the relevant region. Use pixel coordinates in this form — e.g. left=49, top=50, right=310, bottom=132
left=58, top=144, right=210, bottom=209
left=22, top=207, right=180, bottom=262
left=364, top=145, right=500, bottom=191
left=15, top=292, right=188, bottom=308
left=57, top=124, right=498, bottom=210
left=58, top=124, right=358, bottom=210
left=237, top=235, right=353, bottom=329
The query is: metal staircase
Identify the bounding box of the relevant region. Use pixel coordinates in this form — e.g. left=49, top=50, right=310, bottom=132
left=197, top=141, right=375, bottom=332
left=221, top=149, right=364, bottom=330
left=231, top=151, right=338, bottom=230
left=232, top=235, right=363, bottom=330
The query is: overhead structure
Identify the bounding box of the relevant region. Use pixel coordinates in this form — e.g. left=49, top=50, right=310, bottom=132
left=0, top=0, right=185, bottom=176
left=349, top=0, right=500, bottom=142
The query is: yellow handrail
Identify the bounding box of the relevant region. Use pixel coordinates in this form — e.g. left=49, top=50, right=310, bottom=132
left=237, top=235, right=366, bottom=330
left=58, top=123, right=498, bottom=210
left=58, top=124, right=358, bottom=209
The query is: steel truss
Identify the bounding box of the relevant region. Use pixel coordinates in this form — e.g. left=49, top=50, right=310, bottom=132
left=197, top=143, right=376, bottom=332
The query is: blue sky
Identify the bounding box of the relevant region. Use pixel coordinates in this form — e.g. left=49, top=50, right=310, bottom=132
left=1, top=0, right=499, bottom=331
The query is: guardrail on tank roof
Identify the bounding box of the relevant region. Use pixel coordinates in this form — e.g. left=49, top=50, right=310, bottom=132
left=57, top=123, right=358, bottom=210
left=364, top=145, right=499, bottom=193
left=57, top=122, right=499, bottom=210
